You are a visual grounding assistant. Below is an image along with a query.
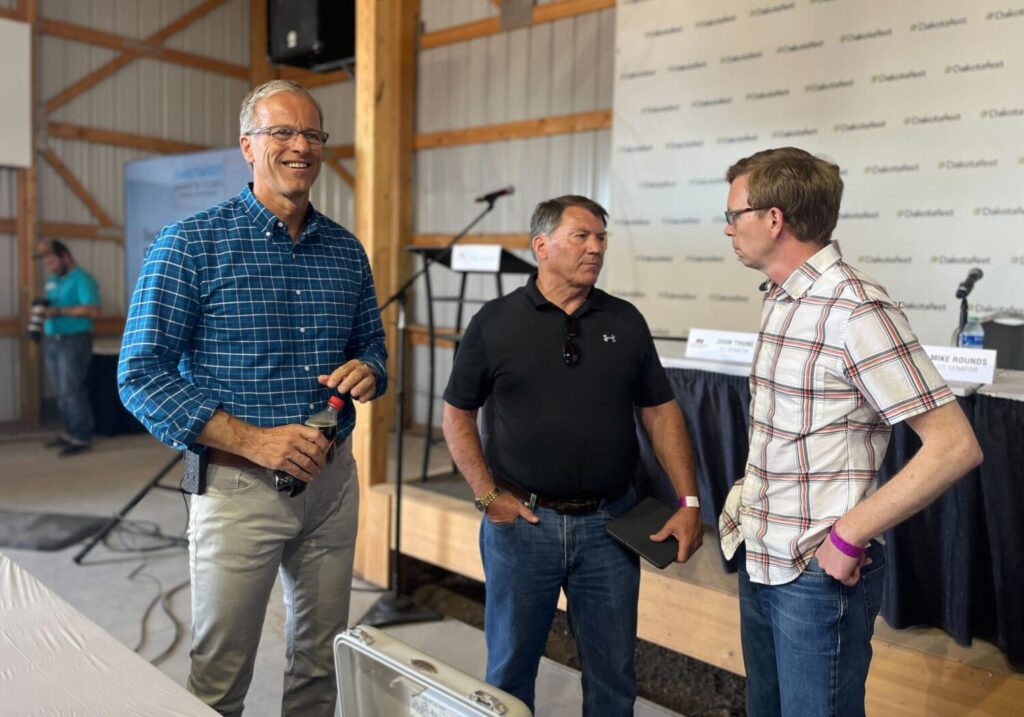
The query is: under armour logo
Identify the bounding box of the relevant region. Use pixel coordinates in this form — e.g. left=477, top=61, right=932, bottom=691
left=603, top=334, right=616, bottom=343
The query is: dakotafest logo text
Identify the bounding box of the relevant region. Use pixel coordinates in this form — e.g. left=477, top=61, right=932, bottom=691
left=930, top=255, right=992, bottom=265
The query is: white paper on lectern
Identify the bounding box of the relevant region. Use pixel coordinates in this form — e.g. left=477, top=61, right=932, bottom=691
left=451, top=244, right=501, bottom=273
left=686, top=328, right=758, bottom=364
left=922, top=345, right=997, bottom=385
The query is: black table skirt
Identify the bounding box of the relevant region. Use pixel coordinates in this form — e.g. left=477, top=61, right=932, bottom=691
left=636, top=367, right=1023, bottom=671
left=86, top=352, right=145, bottom=437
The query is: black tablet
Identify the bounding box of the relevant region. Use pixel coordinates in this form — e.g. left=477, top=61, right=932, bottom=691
left=605, top=497, right=679, bottom=569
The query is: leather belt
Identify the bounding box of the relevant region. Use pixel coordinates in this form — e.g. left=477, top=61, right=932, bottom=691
left=495, top=477, right=602, bottom=515
left=206, top=448, right=262, bottom=470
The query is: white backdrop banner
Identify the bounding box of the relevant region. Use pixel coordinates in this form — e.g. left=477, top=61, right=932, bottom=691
left=607, top=0, right=1024, bottom=345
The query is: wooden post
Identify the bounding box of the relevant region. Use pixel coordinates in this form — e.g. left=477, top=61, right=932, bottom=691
left=17, top=0, right=39, bottom=429
left=249, top=0, right=278, bottom=87
left=352, top=0, right=419, bottom=586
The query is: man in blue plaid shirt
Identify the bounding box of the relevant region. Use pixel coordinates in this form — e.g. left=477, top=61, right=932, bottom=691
left=119, top=80, right=387, bottom=717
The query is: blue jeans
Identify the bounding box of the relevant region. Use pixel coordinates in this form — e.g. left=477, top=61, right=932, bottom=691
left=738, top=541, right=886, bottom=717
left=480, top=486, right=640, bottom=716
left=43, top=332, right=94, bottom=444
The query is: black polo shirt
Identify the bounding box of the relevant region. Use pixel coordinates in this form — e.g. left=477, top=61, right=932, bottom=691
left=443, top=274, right=674, bottom=500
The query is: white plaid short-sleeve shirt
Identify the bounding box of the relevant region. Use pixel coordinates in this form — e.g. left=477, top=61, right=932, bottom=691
left=719, top=242, right=954, bottom=585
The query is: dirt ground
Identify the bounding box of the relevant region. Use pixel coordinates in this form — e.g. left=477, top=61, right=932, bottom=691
left=404, top=557, right=747, bottom=716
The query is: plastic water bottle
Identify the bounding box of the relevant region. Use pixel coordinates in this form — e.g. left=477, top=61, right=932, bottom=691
left=958, top=314, right=985, bottom=349
left=274, top=394, right=345, bottom=496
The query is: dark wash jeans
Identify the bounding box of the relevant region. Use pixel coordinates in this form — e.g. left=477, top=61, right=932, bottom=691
left=738, top=540, right=886, bottom=717
left=43, top=332, right=94, bottom=444
left=480, top=486, right=640, bottom=716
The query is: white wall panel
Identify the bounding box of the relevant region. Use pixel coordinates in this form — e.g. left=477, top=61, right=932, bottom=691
left=0, top=339, right=18, bottom=423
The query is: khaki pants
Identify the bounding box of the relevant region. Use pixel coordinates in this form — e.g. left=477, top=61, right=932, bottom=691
left=187, top=437, right=359, bottom=717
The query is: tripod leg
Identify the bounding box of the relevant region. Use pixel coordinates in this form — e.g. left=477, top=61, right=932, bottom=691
left=73, top=452, right=184, bottom=565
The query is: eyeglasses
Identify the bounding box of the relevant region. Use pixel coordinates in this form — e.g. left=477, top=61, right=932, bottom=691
left=246, top=125, right=330, bottom=147
left=724, top=207, right=767, bottom=225
left=563, top=316, right=580, bottom=367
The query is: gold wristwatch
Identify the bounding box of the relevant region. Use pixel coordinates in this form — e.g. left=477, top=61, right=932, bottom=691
left=474, top=486, right=502, bottom=512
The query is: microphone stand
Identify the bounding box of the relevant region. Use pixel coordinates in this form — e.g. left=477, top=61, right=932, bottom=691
left=955, top=296, right=969, bottom=346
left=359, top=196, right=503, bottom=627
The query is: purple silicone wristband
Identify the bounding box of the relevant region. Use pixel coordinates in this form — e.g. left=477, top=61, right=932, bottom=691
left=829, top=526, right=865, bottom=558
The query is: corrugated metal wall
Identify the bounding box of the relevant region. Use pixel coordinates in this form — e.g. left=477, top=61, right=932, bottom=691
left=310, top=81, right=356, bottom=229
left=0, top=167, right=18, bottom=422
left=41, top=0, right=250, bottom=315
left=3, top=0, right=250, bottom=423
left=408, top=2, right=616, bottom=429
left=5, top=0, right=614, bottom=430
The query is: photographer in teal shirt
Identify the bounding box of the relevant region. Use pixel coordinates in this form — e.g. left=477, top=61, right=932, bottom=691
left=36, top=239, right=100, bottom=455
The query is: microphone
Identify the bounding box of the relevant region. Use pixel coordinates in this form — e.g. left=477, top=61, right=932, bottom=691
left=475, top=186, right=514, bottom=204
left=955, top=268, right=983, bottom=299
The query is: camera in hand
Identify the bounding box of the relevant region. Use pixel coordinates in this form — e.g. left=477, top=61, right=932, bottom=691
left=27, top=298, right=50, bottom=342
left=274, top=395, right=345, bottom=497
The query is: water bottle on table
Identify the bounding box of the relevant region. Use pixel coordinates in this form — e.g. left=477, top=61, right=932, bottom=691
left=958, top=313, right=985, bottom=349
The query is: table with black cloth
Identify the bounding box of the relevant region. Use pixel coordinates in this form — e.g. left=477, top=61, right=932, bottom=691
left=635, top=359, right=1024, bottom=672
left=86, top=340, right=145, bottom=436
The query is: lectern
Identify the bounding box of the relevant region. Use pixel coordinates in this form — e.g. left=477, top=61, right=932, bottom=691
left=406, top=245, right=535, bottom=481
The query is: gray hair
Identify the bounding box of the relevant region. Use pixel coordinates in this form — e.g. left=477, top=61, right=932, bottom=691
left=239, top=79, right=323, bottom=136
left=530, top=195, right=609, bottom=239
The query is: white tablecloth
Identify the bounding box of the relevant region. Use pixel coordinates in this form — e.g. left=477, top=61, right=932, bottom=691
left=0, top=552, right=216, bottom=716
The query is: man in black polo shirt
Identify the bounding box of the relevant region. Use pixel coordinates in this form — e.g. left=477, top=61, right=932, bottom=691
left=442, top=195, right=703, bottom=716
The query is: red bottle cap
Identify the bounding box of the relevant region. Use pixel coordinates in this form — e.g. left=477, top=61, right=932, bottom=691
left=328, top=395, right=345, bottom=410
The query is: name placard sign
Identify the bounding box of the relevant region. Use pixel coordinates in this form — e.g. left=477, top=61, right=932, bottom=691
left=922, top=345, right=997, bottom=385
left=686, top=328, right=758, bottom=364
left=451, top=244, right=501, bottom=273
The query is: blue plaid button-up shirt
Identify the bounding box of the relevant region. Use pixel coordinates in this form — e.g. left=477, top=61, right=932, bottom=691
left=118, top=185, right=388, bottom=451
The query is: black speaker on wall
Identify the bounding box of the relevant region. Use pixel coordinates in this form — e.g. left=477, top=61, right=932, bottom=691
left=268, top=0, right=356, bottom=72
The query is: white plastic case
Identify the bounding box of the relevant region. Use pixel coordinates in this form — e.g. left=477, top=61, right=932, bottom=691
left=334, top=625, right=532, bottom=717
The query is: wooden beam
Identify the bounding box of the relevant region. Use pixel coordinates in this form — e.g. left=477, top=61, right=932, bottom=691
left=249, top=0, right=278, bottom=87
left=414, top=109, right=611, bottom=149
left=324, top=144, right=355, bottom=161
left=421, top=0, right=614, bottom=49
left=17, top=0, right=39, bottom=428
left=411, top=232, right=531, bottom=250
left=38, top=147, right=117, bottom=228
left=278, top=65, right=351, bottom=88
left=93, top=315, right=126, bottom=336
left=47, top=122, right=207, bottom=154
left=0, top=220, right=123, bottom=243
left=0, top=315, right=124, bottom=338
left=39, top=222, right=124, bottom=244
left=325, top=158, right=355, bottom=190
left=407, top=324, right=459, bottom=349
left=351, top=0, right=420, bottom=586
left=37, top=18, right=247, bottom=80
left=0, top=7, right=21, bottom=21
left=44, top=0, right=230, bottom=115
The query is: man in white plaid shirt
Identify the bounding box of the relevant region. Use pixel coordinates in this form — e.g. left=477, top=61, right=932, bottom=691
left=717, top=147, right=983, bottom=717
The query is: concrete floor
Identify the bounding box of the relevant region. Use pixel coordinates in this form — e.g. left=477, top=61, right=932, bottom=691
left=1, top=431, right=680, bottom=717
